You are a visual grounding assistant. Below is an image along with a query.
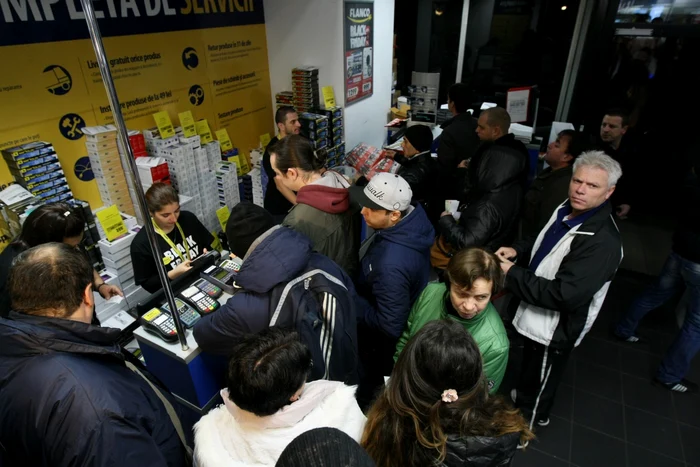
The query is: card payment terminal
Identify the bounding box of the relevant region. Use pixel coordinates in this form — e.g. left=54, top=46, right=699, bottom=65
left=180, top=285, right=220, bottom=314
left=140, top=308, right=179, bottom=342
left=192, top=278, right=223, bottom=299
left=201, top=258, right=241, bottom=294
left=161, top=298, right=201, bottom=328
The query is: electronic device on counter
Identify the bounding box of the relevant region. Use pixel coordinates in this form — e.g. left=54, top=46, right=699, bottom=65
left=140, top=307, right=179, bottom=342
left=192, top=278, right=223, bottom=299
left=200, top=257, right=242, bottom=294
left=180, top=285, right=220, bottom=315
left=161, top=298, right=201, bottom=328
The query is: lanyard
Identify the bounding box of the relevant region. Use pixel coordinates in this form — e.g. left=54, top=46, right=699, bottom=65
left=152, top=219, right=191, bottom=264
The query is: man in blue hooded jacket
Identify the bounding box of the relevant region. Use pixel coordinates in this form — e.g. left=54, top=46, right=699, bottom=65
left=349, top=173, right=435, bottom=406
left=193, top=202, right=360, bottom=384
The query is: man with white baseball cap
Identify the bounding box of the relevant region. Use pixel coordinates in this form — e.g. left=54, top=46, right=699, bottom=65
left=349, top=173, right=435, bottom=409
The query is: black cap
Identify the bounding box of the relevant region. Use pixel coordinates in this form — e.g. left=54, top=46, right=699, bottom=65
left=275, top=428, right=375, bottom=467
left=404, top=124, right=434, bottom=153
left=225, top=202, right=275, bottom=258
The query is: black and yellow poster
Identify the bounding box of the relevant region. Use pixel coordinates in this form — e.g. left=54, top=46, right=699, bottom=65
left=0, top=0, right=274, bottom=208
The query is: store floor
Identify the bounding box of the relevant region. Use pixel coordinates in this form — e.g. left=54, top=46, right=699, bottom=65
left=503, top=219, right=700, bottom=467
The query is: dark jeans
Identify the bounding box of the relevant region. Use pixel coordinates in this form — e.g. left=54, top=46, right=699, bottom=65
left=514, top=338, right=572, bottom=427
left=615, top=251, right=700, bottom=383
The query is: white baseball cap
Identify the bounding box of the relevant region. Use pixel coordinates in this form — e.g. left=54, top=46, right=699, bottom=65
left=350, top=172, right=413, bottom=211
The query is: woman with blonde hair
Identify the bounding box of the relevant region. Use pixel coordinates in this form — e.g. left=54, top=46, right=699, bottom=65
left=363, top=320, right=532, bottom=467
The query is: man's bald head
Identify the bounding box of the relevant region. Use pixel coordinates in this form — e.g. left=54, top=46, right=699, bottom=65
left=9, top=243, right=94, bottom=319
left=476, top=107, right=511, bottom=142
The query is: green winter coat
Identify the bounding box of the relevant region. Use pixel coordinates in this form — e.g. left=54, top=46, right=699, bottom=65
left=394, top=282, right=509, bottom=393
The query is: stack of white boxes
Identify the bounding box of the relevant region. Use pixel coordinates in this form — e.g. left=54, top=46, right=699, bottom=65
left=98, top=228, right=138, bottom=291
left=216, top=161, right=240, bottom=210
left=83, top=126, right=137, bottom=218
left=249, top=167, right=264, bottom=207
left=203, top=141, right=222, bottom=171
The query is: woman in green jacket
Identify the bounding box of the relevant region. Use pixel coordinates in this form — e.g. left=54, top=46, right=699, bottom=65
left=395, top=247, right=509, bottom=393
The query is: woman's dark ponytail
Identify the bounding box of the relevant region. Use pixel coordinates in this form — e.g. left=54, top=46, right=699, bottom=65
left=270, top=134, right=326, bottom=174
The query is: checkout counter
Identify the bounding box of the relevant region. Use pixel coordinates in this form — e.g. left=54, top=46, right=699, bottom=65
left=119, top=252, right=235, bottom=415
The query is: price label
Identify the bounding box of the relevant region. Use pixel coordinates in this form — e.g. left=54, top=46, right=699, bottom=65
left=238, top=151, right=251, bottom=174
left=196, top=119, right=213, bottom=144
left=178, top=111, right=197, bottom=138
left=347, top=87, right=359, bottom=98
left=96, top=205, right=128, bottom=242
left=228, top=155, right=243, bottom=176
left=362, top=82, right=372, bottom=93
left=152, top=111, right=175, bottom=138
left=322, top=86, right=336, bottom=108
left=215, top=129, right=234, bottom=152
left=260, top=133, right=271, bottom=148
left=216, top=206, right=230, bottom=231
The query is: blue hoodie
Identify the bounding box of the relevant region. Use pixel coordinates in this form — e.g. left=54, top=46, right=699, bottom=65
left=356, top=204, right=435, bottom=339
left=193, top=226, right=359, bottom=363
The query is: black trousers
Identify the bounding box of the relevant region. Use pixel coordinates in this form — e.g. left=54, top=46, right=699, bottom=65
left=514, top=337, right=573, bottom=427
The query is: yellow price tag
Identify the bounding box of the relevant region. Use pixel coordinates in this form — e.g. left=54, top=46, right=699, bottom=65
left=96, top=205, right=128, bottom=242
left=196, top=119, right=213, bottom=144
left=216, top=206, right=230, bottom=231
left=153, top=111, right=175, bottom=138
left=322, top=86, right=336, bottom=108
left=228, top=155, right=243, bottom=176
left=260, top=133, right=271, bottom=148
left=215, top=129, right=234, bottom=152
left=239, top=151, right=251, bottom=174
left=178, top=111, right=197, bottom=138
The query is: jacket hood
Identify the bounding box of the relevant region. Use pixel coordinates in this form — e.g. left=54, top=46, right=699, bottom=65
left=296, top=171, right=351, bottom=214
left=378, top=204, right=435, bottom=253
left=475, top=142, right=525, bottom=193
left=236, top=226, right=313, bottom=293
left=0, top=313, right=122, bottom=360
left=443, top=432, right=520, bottom=467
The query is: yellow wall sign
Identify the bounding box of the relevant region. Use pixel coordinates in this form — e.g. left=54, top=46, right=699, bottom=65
left=153, top=111, right=176, bottom=138
left=0, top=0, right=274, bottom=222
left=196, top=120, right=214, bottom=145
left=95, top=205, right=128, bottom=241
left=178, top=111, right=197, bottom=138
left=215, top=129, right=234, bottom=152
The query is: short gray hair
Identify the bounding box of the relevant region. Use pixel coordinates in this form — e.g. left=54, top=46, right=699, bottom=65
left=573, top=150, right=622, bottom=188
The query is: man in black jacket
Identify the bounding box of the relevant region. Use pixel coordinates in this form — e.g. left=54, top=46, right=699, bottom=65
left=496, top=151, right=623, bottom=429
left=0, top=244, right=187, bottom=466
left=614, top=153, right=700, bottom=394
left=461, top=106, right=530, bottom=197
left=263, top=106, right=301, bottom=222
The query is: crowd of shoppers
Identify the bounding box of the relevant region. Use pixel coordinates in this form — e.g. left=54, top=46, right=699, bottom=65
left=3, top=93, right=694, bottom=467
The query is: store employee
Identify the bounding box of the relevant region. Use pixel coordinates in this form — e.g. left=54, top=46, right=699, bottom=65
left=0, top=203, right=123, bottom=318
left=131, top=183, right=215, bottom=293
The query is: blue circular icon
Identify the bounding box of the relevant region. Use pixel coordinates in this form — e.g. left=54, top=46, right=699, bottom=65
left=59, top=113, right=86, bottom=140
left=43, top=65, right=72, bottom=96
left=189, top=84, right=204, bottom=106
left=74, top=156, right=94, bottom=182
left=182, top=47, right=199, bottom=70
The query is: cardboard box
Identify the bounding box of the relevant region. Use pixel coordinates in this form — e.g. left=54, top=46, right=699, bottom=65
left=136, top=157, right=170, bottom=185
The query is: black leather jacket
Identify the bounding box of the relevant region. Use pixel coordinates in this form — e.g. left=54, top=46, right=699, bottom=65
left=442, top=432, right=520, bottom=467
left=396, top=151, right=438, bottom=203
left=439, top=142, right=525, bottom=252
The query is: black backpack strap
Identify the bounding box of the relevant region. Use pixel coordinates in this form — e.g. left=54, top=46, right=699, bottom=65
left=268, top=269, right=347, bottom=326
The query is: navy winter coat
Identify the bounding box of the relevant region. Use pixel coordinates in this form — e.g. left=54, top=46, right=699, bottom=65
left=356, top=204, right=435, bottom=339
left=0, top=313, right=186, bottom=467
left=193, top=226, right=359, bottom=358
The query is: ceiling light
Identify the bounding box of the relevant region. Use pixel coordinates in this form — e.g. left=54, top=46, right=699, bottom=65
left=561, top=5, right=567, bottom=10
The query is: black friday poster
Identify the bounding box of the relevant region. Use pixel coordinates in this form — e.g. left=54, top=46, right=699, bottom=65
left=344, top=1, right=374, bottom=106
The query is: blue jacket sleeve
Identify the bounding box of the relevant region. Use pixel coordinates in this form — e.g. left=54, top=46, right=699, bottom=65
left=193, top=293, right=266, bottom=355
left=359, top=264, right=413, bottom=339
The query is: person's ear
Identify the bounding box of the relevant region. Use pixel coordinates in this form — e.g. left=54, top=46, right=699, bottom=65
left=562, top=153, right=574, bottom=164
left=83, top=283, right=94, bottom=307
left=276, top=122, right=284, bottom=133
left=287, top=168, right=298, bottom=180
left=390, top=210, right=401, bottom=223
left=621, top=125, right=628, bottom=136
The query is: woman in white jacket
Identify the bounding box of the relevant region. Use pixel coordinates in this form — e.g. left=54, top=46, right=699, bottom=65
left=194, top=327, right=366, bottom=467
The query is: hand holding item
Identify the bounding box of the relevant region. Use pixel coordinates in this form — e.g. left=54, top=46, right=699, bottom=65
left=458, top=159, right=469, bottom=169
left=97, top=283, right=123, bottom=299
left=495, top=247, right=517, bottom=261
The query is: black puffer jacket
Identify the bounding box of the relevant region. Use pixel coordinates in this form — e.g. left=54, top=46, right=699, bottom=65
left=439, top=142, right=525, bottom=252
left=443, top=432, right=521, bottom=467
left=466, top=134, right=530, bottom=199
left=0, top=313, right=187, bottom=467
left=396, top=151, right=440, bottom=223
